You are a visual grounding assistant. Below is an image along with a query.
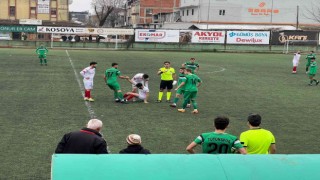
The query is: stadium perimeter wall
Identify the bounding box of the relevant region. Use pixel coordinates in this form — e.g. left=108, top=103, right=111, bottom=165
left=0, top=40, right=318, bottom=53
left=52, top=154, right=320, bottom=180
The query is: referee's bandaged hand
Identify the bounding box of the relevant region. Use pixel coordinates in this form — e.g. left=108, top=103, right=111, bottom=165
left=172, top=80, right=177, bottom=86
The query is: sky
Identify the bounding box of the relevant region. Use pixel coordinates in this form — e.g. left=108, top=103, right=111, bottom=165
left=69, top=0, right=93, bottom=12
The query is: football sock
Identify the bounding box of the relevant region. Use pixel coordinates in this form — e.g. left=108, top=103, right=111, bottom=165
left=87, top=91, right=91, bottom=98
left=44, top=59, right=47, bottom=64
left=310, top=80, right=313, bottom=84
left=158, top=92, right=163, bottom=100
left=127, top=95, right=135, bottom=100
left=118, top=92, right=124, bottom=100
left=182, top=99, right=189, bottom=109
left=191, top=100, right=198, bottom=109
left=113, top=91, right=118, bottom=99
left=166, top=92, right=171, bottom=100
left=85, top=90, right=89, bottom=98
left=306, top=67, right=309, bottom=72
left=124, top=93, right=128, bottom=98
left=313, top=79, right=317, bottom=83
left=293, top=66, right=297, bottom=71
left=173, top=97, right=179, bottom=103
left=40, top=59, right=43, bottom=64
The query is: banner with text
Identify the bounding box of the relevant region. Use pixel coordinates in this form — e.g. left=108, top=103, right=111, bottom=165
left=0, top=25, right=37, bottom=32
left=86, top=28, right=134, bottom=35
left=191, top=31, right=225, bottom=43
left=135, top=29, right=179, bottom=42
left=227, top=31, right=270, bottom=44
left=38, top=0, right=50, bottom=14
left=271, top=31, right=318, bottom=45
left=37, top=26, right=86, bottom=34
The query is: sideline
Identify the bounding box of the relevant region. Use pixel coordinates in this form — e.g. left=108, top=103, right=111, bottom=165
left=65, top=50, right=97, bottom=119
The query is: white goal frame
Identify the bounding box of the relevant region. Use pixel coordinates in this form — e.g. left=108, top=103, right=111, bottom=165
left=283, top=40, right=319, bottom=54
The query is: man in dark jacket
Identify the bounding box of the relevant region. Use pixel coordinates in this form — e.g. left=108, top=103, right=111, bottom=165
left=55, top=119, right=108, bottom=154
left=119, top=134, right=151, bottom=154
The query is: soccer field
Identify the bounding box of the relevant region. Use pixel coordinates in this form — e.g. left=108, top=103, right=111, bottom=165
left=1, top=48, right=320, bottom=179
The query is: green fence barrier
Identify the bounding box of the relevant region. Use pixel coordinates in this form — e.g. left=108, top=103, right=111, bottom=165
left=51, top=154, right=320, bottom=180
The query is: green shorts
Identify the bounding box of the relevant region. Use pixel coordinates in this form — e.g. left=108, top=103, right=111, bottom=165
left=183, top=91, right=198, bottom=100
left=107, top=82, right=120, bottom=91
left=309, top=74, right=316, bottom=78
left=176, top=89, right=185, bottom=95
left=38, top=54, right=46, bottom=58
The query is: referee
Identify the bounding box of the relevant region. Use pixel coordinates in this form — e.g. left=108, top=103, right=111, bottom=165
left=157, top=61, right=176, bottom=102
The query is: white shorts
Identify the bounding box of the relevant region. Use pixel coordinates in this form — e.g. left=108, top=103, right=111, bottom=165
left=293, top=60, right=299, bottom=66
left=138, top=95, right=146, bottom=100
left=83, top=80, right=93, bottom=90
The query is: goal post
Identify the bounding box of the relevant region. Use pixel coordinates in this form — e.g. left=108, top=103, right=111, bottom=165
left=283, top=40, right=319, bottom=54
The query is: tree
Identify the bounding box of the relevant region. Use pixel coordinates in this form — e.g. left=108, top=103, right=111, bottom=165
left=303, top=1, right=320, bottom=23
left=92, top=0, right=124, bottom=27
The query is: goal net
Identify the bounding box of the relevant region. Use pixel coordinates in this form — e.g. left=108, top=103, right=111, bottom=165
left=283, top=40, right=319, bottom=54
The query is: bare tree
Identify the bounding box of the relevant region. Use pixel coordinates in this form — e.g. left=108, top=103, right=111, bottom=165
left=303, top=1, right=320, bottom=23
left=92, top=0, right=124, bottom=27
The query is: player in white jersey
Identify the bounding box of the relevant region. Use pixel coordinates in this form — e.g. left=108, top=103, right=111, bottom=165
left=292, top=51, right=301, bottom=74
left=80, top=62, right=97, bottom=102
left=131, top=73, right=149, bottom=89
left=125, top=79, right=149, bottom=103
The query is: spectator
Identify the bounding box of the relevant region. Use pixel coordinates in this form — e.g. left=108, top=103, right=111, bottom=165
left=68, top=35, right=73, bottom=41
left=186, top=116, right=246, bottom=154
left=55, top=119, right=108, bottom=154
left=89, top=35, right=92, bottom=42
left=61, top=35, right=67, bottom=42
left=240, top=114, right=276, bottom=154
left=119, top=134, right=151, bottom=154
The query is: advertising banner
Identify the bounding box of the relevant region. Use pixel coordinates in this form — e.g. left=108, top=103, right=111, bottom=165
left=191, top=31, right=225, bottom=43
left=179, top=30, right=192, bottom=43
left=19, top=19, right=42, bottom=25
left=271, top=31, right=318, bottom=45
left=38, top=0, right=50, bottom=14
left=86, top=28, right=134, bottom=35
left=37, top=26, right=86, bottom=34
left=135, top=29, right=179, bottom=42
left=0, top=25, right=37, bottom=33
left=227, top=31, right=270, bottom=44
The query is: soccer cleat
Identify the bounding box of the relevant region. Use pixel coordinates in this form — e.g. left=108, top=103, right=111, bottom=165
left=292, top=71, right=296, bottom=74
left=88, top=98, right=94, bottom=102
left=306, top=71, right=309, bottom=74
left=192, top=109, right=199, bottom=114
left=115, top=98, right=121, bottom=103
left=170, top=103, right=177, bottom=107
left=156, top=100, right=162, bottom=103
left=178, top=109, right=185, bottom=113
left=316, top=81, right=320, bottom=86
left=121, top=99, right=128, bottom=104
left=186, top=104, right=191, bottom=108
left=84, top=97, right=89, bottom=101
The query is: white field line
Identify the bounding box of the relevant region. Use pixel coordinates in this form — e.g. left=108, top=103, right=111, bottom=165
left=65, top=50, right=96, bottom=119
left=198, top=66, right=226, bottom=74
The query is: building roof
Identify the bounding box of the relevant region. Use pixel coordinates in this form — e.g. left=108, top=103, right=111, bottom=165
left=161, top=22, right=298, bottom=30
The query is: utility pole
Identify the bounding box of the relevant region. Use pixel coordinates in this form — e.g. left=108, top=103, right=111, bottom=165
left=296, top=5, right=299, bottom=30
left=198, top=0, right=201, bottom=23
left=206, top=0, right=210, bottom=29
left=270, top=0, right=274, bottom=24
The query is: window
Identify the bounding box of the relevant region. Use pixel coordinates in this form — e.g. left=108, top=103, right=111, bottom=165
left=9, top=6, right=15, bottom=16
left=38, top=34, right=45, bottom=39
left=146, top=8, right=152, bottom=15
left=187, top=9, right=189, bottom=16
left=51, top=9, right=57, bottom=15
left=192, top=9, right=194, bottom=15
left=182, top=10, right=184, bottom=16
left=219, top=9, right=226, bottom=16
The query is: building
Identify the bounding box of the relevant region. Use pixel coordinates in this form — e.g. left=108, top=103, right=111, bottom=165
left=126, top=0, right=180, bottom=28
left=180, top=0, right=320, bottom=26
left=0, top=0, right=69, bottom=21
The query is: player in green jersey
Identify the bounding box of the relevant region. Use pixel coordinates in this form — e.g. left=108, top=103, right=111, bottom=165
left=308, top=57, right=319, bottom=86
left=186, top=116, right=247, bottom=154
left=182, top=57, right=199, bottom=74
left=240, top=114, right=276, bottom=154
left=104, top=63, right=129, bottom=103
left=36, top=44, right=49, bottom=65
left=175, top=68, right=202, bottom=114
left=306, top=51, right=316, bottom=73
left=169, top=67, right=190, bottom=107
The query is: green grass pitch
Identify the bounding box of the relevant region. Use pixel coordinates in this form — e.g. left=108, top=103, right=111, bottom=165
left=0, top=48, right=320, bottom=179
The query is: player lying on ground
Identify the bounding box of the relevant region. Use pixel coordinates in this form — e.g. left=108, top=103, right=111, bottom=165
left=124, top=79, right=149, bottom=103
left=131, top=73, right=149, bottom=101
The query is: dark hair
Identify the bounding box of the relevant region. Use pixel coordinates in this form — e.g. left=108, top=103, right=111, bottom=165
left=164, top=61, right=170, bottom=64
left=180, top=67, right=186, bottom=70
left=143, top=74, right=149, bottom=79
left=186, top=68, right=192, bottom=73
left=112, top=63, right=118, bottom=67
left=247, top=114, right=261, bottom=127
left=190, top=57, right=195, bottom=60
left=135, top=83, right=143, bottom=88
left=214, top=116, right=229, bottom=130
left=311, top=57, right=316, bottom=60
left=90, top=61, right=97, bottom=65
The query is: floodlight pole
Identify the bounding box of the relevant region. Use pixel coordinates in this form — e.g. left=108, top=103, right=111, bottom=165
left=206, top=0, right=210, bottom=29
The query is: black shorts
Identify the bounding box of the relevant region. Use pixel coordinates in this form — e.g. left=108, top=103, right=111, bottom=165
left=160, top=80, right=173, bottom=90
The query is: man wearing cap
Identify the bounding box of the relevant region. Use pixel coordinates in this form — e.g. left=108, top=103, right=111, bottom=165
left=119, top=134, right=151, bottom=154
left=80, top=62, right=97, bottom=102
left=182, top=57, right=199, bottom=74
left=55, top=119, right=108, bottom=154
left=240, top=114, right=276, bottom=154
